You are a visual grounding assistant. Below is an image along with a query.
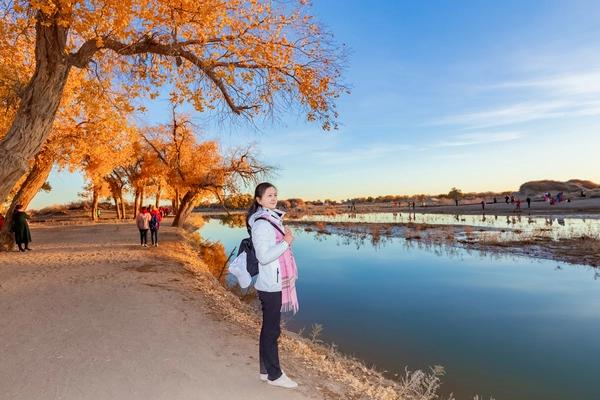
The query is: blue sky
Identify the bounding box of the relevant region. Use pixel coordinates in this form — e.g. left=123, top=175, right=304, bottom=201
left=32, top=0, right=600, bottom=207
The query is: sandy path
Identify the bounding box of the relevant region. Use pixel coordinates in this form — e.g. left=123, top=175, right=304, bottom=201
left=0, top=223, right=322, bottom=400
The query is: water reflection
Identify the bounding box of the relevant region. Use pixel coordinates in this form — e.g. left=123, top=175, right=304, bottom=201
left=203, top=215, right=599, bottom=280
left=293, top=212, right=600, bottom=240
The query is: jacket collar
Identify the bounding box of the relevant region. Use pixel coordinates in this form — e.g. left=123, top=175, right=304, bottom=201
left=261, top=206, right=285, bottom=219
left=249, top=206, right=285, bottom=227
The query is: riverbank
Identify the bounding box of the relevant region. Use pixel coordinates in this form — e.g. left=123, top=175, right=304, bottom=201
left=197, top=196, right=600, bottom=219
left=0, top=220, right=448, bottom=400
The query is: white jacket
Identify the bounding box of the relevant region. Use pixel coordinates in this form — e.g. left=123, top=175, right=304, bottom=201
left=249, top=207, right=289, bottom=292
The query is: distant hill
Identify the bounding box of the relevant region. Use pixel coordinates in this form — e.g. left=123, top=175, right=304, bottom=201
left=519, top=179, right=599, bottom=194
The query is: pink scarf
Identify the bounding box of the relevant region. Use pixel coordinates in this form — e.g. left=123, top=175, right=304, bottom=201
left=258, top=211, right=299, bottom=314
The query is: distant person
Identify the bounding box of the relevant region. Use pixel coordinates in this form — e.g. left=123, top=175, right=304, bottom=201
left=493, top=197, right=497, bottom=204
left=247, top=182, right=299, bottom=388
left=510, top=195, right=514, bottom=204
left=526, top=197, right=531, bottom=208
left=481, top=200, right=485, bottom=210
left=149, top=205, right=162, bottom=247
left=505, top=195, right=510, bottom=204
left=581, top=190, right=586, bottom=197
left=455, top=198, right=459, bottom=206
left=136, top=207, right=151, bottom=247
left=11, top=205, right=32, bottom=252
left=515, top=198, right=521, bottom=211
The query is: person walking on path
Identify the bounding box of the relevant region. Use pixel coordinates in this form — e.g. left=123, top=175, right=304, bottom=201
left=11, top=205, right=32, bottom=252
left=136, top=207, right=151, bottom=247
left=526, top=197, right=531, bottom=209
left=247, top=182, right=299, bottom=389
left=149, top=205, right=162, bottom=247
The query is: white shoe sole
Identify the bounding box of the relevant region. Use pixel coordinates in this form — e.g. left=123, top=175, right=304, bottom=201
left=267, top=375, right=298, bottom=389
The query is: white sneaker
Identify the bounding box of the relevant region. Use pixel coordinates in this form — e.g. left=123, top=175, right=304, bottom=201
left=260, top=373, right=268, bottom=381
left=267, top=373, right=298, bottom=389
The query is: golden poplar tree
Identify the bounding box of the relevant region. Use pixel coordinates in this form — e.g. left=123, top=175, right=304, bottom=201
left=0, top=0, right=346, bottom=203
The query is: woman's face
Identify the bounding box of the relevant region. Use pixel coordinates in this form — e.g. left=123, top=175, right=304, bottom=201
left=257, top=186, right=278, bottom=210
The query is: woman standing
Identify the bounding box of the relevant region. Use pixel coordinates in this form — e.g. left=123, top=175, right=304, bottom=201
left=247, top=182, right=299, bottom=389
left=136, top=207, right=151, bottom=247
left=11, top=205, right=32, bottom=252
left=149, top=205, right=162, bottom=247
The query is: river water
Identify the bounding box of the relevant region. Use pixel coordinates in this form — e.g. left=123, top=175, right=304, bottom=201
left=199, top=217, right=600, bottom=400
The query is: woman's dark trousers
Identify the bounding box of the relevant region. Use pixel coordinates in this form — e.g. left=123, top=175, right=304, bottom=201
left=258, top=290, right=283, bottom=381
left=139, top=229, right=148, bottom=245
left=150, top=229, right=158, bottom=245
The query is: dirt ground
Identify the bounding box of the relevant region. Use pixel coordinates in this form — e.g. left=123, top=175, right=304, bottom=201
left=0, top=222, right=329, bottom=400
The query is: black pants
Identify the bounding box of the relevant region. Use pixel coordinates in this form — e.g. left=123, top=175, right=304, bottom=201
left=139, top=229, right=148, bottom=245
left=150, top=229, right=158, bottom=245
left=258, top=290, right=282, bottom=381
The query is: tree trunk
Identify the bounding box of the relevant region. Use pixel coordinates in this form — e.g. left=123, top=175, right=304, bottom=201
left=0, top=16, right=70, bottom=204
left=113, top=196, right=122, bottom=219
left=155, top=183, right=161, bottom=208
left=120, top=196, right=127, bottom=219
left=140, top=186, right=145, bottom=210
left=133, top=191, right=140, bottom=215
left=0, top=149, right=54, bottom=250
left=172, top=191, right=198, bottom=227
left=91, top=188, right=99, bottom=221
left=172, top=187, right=180, bottom=214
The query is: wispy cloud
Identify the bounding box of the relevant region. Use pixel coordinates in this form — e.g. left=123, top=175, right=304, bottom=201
left=313, top=143, right=417, bottom=165
left=435, top=70, right=600, bottom=129
left=489, top=70, right=600, bottom=96
left=432, top=131, right=522, bottom=147
left=436, top=100, right=600, bottom=128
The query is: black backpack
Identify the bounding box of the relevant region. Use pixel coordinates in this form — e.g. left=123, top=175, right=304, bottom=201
left=239, top=217, right=285, bottom=276
left=149, top=213, right=159, bottom=230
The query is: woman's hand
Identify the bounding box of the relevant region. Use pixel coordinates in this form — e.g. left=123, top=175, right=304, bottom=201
left=284, top=227, right=294, bottom=245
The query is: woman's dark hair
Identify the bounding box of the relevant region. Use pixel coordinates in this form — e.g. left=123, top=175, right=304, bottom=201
left=246, top=182, right=276, bottom=232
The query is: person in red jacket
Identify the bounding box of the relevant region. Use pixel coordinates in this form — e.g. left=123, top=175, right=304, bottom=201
left=149, top=205, right=163, bottom=247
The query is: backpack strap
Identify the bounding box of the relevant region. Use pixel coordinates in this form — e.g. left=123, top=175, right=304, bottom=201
left=253, top=216, right=285, bottom=236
